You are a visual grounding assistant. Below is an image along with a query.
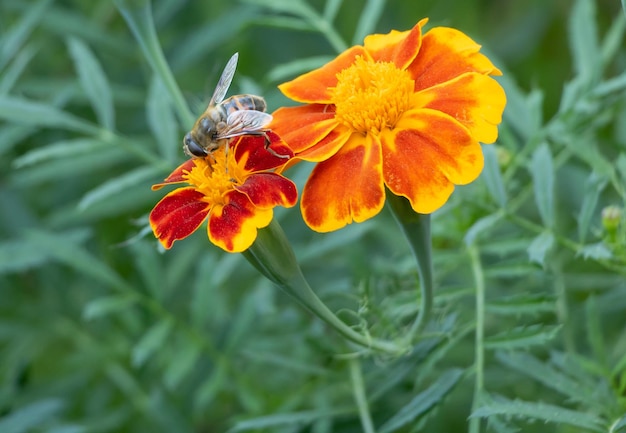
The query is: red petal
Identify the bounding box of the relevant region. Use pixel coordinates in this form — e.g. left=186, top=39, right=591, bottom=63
left=149, top=187, right=210, bottom=248
left=235, top=172, right=298, bottom=209
left=301, top=134, right=385, bottom=232
left=233, top=131, right=294, bottom=172
left=278, top=46, right=369, bottom=103
left=151, top=159, right=197, bottom=190
left=208, top=191, right=273, bottom=253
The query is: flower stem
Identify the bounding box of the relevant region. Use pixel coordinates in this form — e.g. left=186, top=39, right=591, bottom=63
left=115, top=0, right=195, bottom=128
left=349, top=357, right=376, bottom=433
left=468, top=244, right=485, bottom=433
left=386, top=193, right=433, bottom=340
left=243, top=220, right=406, bottom=355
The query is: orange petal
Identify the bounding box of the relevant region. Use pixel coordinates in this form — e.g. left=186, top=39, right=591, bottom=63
left=278, top=46, right=369, bottom=103
left=149, top=187, right=210, bottom=249
left=301, top=134, right=385, bottom=232
left=208, top=191, right=273, bottom=253
left=382, top=109, right=484, bottom=213
left=409, top=26, right=502, bottom=92
left=363, top=18, right=427, bottom=69
left=235, top=172, right=298, bottom=209
left=295, top=123, right=352, bottom=162
left=151, top=159, right=197, bottom=190
left=413, top=72, right=506, bottom=144
left=270, top=104, right=341, bottom=154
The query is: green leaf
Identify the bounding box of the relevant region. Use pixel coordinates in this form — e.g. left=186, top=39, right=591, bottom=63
left=484, top=263, right=540, bottom=278
left=0, top=124, right=34, bottom=156
left=132, top=320, right=173, bottom=367
left=163, top=335, right=201, bottom=389
left=115, top=0, right=195, bottom=126
left=592, top=72, right=626, bottom=100
left=168, top=5, right=259, bottom=71
left=67, top=37, right=115, bottom=130
left=229, top=409, right=351, bottom=432
left=12, top=147, right=128, bottom=188
left=0, top=96, right=100, bottom=135
left=612, top=414, right=626, bottom=432
left=484, top=324, right=561, bottom=349
left=378, top=369, right=463, bottom=433
left=352, top=0, right=385, bottom=45
left=471, top=397, right=605, bottom=432
left=24, top=229, right=132, bottom=292
left=191, top=253, right=238, bottom=327
left=527, top=230, right=554, bottom=267
left=464, top=212, right=504, bottom=246
left=45, top=425, right=86, bottom=433
left=239, top=0, right=311, bottom=17
left=564, top=134, right=616, bottom=178
left=78, top=166, right=162, bottom=211
left=496, top=351, right=606, bottom=409
left=0, top=239, right=50, bottom=274
left=585, top=297, right=606, bottom=366
left=481, top=145, right=507, bottom=207
left=13, top=138, right=108, bottom=168
left=0, top=44, right=37, bottom=96
left=147, top=76, right=178, bottom=163
left=130, top=239, right=165, bottom=301
left=529, top=143, right=555, bottom=228
left=0, top=0, right=52, bottom=70
left=83, top=295, right=138, bottom=320
left=578, top=172, right=608, bottom=242
left=568, top=0, right=600, bottom=85
left=617, top=153, right=626, bottom=184
left=499, top=75, right=542, bottom=141
left=323, top=0, right=342, bottom=21
left=266, top=56, right=334, bottom=83
left=0, top=399, right=65, bottom=433
left=601, top=15, right=626, bottom=68
left=486, top=293, right=556, bottom=316
left=0, top=229, right=91, bottom=275
left=578, top=242, right=613, bottom=260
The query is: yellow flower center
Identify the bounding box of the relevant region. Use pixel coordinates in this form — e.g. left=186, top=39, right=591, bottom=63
left=331, top=56, right=414, bottom=135
left=183, top=147, right=240, bottom=205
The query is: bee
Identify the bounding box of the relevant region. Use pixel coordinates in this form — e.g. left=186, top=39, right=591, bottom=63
left=183, top=53, right=286, bottom=159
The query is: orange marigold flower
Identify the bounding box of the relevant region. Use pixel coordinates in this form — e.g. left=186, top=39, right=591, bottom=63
left=149, top=132, right=297, bottom=252
left=271, top=18, right=506, bottom=232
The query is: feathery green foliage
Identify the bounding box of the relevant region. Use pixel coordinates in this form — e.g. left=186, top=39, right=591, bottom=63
left=1, top=0, right=625, bottom=432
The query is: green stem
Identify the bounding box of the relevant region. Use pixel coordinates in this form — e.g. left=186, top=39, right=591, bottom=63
left=243, top=220, right=405, bottom=355
left=349, top=357, right=376, bottom=433
left=553, top=260, right=575, bottom=353
left=386, top=193, right=433, bottom=340
left=468, top=244, right=485, bottom=433
left=115, top=0, right=195, bottom=128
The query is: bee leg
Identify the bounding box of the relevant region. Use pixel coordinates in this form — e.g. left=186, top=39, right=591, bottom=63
left=263, top=132, right=290, bottom=159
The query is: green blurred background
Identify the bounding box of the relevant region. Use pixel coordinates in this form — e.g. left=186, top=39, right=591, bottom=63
left=1, top=0, right=625, bottom=432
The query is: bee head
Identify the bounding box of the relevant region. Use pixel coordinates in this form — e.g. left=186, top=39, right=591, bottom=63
left=183, top=132, right=208, bottom=157
left=199, top=117, right=218, bottom=137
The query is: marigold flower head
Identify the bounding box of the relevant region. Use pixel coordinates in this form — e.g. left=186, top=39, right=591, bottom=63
left=271, top=18, right=506, bottom=232
left=149, top=132, right=297, bottom=252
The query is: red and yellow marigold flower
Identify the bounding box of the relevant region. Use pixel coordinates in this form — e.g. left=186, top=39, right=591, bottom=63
left=271, top=18, right=506, bottom=232
left=149, top=132, right=297, bottom=252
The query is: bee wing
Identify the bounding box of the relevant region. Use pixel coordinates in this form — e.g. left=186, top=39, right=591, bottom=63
left=209, top=53, right=238, bottom=105
left=217, top=110, right=273, bottom=139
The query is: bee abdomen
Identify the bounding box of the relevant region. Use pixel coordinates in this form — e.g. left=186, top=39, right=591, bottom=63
left=222, top=94, right=266, bottom=115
